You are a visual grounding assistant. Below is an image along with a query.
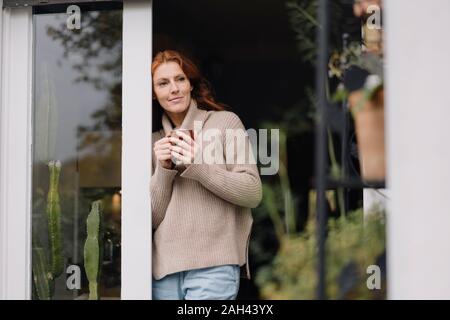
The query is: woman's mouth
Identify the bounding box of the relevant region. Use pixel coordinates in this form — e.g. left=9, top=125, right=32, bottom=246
left=169, top=97, right=183, bottom=103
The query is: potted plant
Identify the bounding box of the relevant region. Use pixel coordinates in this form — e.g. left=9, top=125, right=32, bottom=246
left=330, top=41, right=385, bottom=181
left=329, top=0, right=385, bottom=181
left=346, top=72, right=385, bottom=181
left=256, top=204, right=386, bottom=300
left=254, top=127, right=386, bottom=299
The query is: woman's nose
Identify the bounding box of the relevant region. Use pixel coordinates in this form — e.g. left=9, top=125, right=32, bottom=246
left=170, top=81, right=179, bottom=93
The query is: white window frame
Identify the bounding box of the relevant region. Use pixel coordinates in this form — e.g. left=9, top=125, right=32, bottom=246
left=121, top=0, right=152, bottom=300
left=0, top=4, right=33, bottom=300
left=0, top=0, right=153, bottom=300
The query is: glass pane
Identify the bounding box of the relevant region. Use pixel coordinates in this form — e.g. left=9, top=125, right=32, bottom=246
left=31, top=5, right=122, bottom=300
left=154, top=0, right=386, bottom=300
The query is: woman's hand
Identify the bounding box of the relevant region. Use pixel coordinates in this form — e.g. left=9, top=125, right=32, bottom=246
left=154, top=136, right=173, bottom=169
left=169, top=131, right=199, bottom=166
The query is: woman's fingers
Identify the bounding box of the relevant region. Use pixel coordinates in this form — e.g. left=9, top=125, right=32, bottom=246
left=158, top=137, right=170, bottom=144
left=170, top=139, right=197, bottom=160
left=155, top=148, right=172, bottom=158
left=154, top=137, right=171, bottom=148
left=169, top=137, right=192, bottom=151
left=157, top=154, right=172, bottom=161
left=155, top=134, right=198, bottom=165
left=155, top=146, right=172, bottom=154
left=171, top=150, right=192, bottom=164
left=175, top=131, right=193, bottom=145
left=154, top=137, right=173, bottom=164
left=154, top=141, right=172, bottom=154
left=155, top=141, right=172, bottom=149
left=170, top=145, right=191, bottom=157
left=155, top=150, right=172, bottom=159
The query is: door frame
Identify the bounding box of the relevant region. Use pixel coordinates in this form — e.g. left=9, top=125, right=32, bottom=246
left=0, top=0, right=153, bottom=300
left=0, top=3, right=34, bottom=300
left=121, top=0, right=153, bottom=300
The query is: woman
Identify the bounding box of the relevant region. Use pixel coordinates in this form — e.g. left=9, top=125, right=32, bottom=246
left=151, top=50, right=262, bottom=300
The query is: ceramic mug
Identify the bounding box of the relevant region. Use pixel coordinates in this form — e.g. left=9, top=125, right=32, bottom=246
left=169, top=129, right=194, bottom=165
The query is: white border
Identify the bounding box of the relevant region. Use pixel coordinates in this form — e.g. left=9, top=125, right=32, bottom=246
left=0, top=5, right=33, bottom=300
left=121, top=0, right=153, bottom=300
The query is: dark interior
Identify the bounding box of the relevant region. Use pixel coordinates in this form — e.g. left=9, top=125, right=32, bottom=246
left=153, top=0, right=363, bottom=299
left=153, top=0, right=316, bottom=299
left=153, top=0, right=313, bottom=128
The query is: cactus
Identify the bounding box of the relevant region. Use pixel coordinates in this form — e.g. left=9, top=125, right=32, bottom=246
left=46, top=160, right=64, bottom=278
left=31, top=160, right=64, bottom=300
left=32, top=247, right=52, bottom=300
left=32, top=65, right=62, bottom=299
left=84, top=200, right=104, bottom=300
left=35, top=63, right=58, bottom=163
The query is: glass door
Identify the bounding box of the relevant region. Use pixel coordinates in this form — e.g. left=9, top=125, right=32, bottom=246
left=31, top=2, right=123, bottom=300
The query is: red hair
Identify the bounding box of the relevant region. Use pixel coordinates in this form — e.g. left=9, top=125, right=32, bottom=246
left=151, top=50, right=227, bottom=111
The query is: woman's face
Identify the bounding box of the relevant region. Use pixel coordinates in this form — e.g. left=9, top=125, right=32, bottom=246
left=153, top=61, right=193, bottom=115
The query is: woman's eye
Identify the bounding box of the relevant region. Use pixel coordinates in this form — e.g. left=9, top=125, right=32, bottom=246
left=158, top=82, right=167, bottom=87
left=177, top=77, right=186, bottom=82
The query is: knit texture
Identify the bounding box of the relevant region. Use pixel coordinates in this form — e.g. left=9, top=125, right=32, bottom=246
left=151, top=99, right=262, bottom=280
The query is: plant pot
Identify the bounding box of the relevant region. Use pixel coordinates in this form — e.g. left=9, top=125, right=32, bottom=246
left=348, top=88, right=385, bottom=181
left=362, top=23, right=383, bottom=55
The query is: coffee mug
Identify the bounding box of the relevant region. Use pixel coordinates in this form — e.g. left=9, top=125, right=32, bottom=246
left=169, top=129, right=194, bottom=165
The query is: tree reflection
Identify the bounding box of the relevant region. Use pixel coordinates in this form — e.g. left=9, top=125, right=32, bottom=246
left=43, top=8, right=123, bottom=298
left=47, top=10, right=122, bottom=133
left=46, top=9, right=123, bottom=190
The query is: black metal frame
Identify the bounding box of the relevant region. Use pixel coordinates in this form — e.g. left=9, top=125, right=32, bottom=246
left=314, top=0, right=329, bottom=300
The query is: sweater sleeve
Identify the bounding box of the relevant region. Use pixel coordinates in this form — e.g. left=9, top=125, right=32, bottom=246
left=180, top=112, right=262, bottom=208
left=150, top=133, right=178, bottom=229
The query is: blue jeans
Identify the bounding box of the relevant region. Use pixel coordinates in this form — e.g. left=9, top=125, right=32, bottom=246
left=152, top=265, right=240, bottom=300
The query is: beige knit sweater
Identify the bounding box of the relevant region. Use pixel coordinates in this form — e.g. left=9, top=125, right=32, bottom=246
left=151, top=99, right=262, bottom=280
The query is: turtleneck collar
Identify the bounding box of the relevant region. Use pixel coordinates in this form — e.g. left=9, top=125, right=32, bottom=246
left=161, top=99, right=209, bottom=136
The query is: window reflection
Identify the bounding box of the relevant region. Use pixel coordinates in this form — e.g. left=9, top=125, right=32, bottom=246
left=32, top=6, right=122, bottom=300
